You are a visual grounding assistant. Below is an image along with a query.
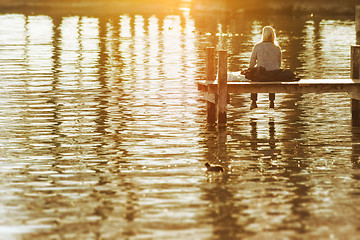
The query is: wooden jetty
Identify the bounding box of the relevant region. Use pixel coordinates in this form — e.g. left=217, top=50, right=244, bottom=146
left=197, top=46, right=360, bottom=127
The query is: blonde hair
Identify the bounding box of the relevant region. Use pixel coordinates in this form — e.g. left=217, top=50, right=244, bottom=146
left=262, top=26, right=277, bottom=44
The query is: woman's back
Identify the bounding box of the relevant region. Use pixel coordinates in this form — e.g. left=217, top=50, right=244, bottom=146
left=250, top=41, right=281, bottom=71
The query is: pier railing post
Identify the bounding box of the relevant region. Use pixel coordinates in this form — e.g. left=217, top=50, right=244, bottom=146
left=206, top=47, right=216, bottom=81
left=206, top=47, right=216, bottom=123
left=351, top=45, right=360, bottom=126
left=218, top=50, right=227, bottom=125
left=356, top=6, right=360, bottom=45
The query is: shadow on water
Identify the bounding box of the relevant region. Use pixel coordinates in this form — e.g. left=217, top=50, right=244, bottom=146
left=199, top=87, right=312, bottom=237
left=199, top=83, right=360, bottom=237
left=199, top=115, right=316, bottom=238
left=351, top=127, right=360, bottom=169
left=199, top=125, right=254, bottom=239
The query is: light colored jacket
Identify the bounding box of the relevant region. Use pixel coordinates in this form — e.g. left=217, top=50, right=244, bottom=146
left=249, top=42, right=281, bottom=71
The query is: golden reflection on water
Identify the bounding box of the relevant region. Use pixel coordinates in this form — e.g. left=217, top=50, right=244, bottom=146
left=0, top=7, right=360, bottom=240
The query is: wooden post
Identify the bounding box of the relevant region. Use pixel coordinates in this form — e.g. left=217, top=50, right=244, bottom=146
left=218, top=50, right=227, bottom=125
left=351, top=45, right=360, bottom=126
left=206, top=47, right=216, bottom=123
left=206, top=47, right=216, bottom=81
left=207, top=101, right=216, bottom=123
left=269, top=93, right=275, bottom=109
left=352, top=5, right=360, bottom=125
left=356, top=6, right=360, bottom=45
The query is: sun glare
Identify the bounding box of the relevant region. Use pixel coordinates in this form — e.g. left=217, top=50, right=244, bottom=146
left=180, top=0, right=192, bottom=16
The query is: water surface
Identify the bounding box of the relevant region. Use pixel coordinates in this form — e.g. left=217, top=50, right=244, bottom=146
left=0, top=4, right=360, bottom=240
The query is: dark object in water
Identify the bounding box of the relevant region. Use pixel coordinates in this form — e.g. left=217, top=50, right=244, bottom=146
left=205, top=162, right=224, bottom=172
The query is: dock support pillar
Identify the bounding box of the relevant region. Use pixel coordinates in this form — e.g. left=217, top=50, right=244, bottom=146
left=356, top=6, right=360, bottom=45
left=351, top=45, right=360, bottom=126
left=206, top=47, right=216, bottom=123
left=218, top=50, right=227, bottom=126
left=207, top=101, right=217, bottom=123
left=269, top=93, right=275, bottom=109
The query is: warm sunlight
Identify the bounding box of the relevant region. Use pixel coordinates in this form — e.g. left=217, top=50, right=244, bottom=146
left=1, top=0, right=360, bottom=240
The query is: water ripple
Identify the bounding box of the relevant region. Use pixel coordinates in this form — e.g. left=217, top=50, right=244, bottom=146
left=0, top=9, right=359, bottom=240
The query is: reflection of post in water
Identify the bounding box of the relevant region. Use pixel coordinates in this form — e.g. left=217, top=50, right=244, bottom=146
left=202, top=125, right=229, bottom=170
left=279, top=152, right=312, bottom=232
left=250, top=120, right=258, bottom=151
left=200, top=126, right=252, bottom=239
left=351, top=127, right=360, bottom=168
left=268, top=119, right=276, bottom=151
left=120, top=180, right=139, bottom=238
left=250, top=118, right=312, bottom=231
left=200, top=179, right=252, bottom=239
left=95, top=17, right=110, bottom=135
left=250, top=119, right=277, bottom=160
left=217, top=128, right=228, bottom=166
left=50, top=15, right=62, bottom=154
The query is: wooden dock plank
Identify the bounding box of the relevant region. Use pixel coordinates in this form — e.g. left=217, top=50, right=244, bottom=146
left=197, top=79, right=360, bottom=95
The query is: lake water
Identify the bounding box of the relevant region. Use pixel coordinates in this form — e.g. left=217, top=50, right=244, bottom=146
left=1, top=2, right=360, bottom=240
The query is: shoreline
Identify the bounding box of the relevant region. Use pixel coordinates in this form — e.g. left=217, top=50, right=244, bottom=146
left=0, top=0, right=357, bottom=16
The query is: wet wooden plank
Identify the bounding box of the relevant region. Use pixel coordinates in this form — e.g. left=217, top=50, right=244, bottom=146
left=197, top=79, right=360, bottom=95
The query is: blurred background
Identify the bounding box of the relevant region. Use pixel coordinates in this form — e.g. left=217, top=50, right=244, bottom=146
left=0, top=0, right=359, bottom=15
